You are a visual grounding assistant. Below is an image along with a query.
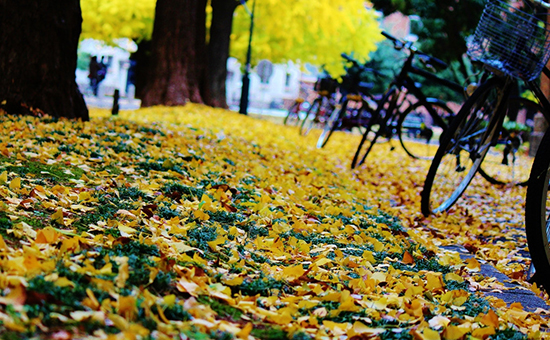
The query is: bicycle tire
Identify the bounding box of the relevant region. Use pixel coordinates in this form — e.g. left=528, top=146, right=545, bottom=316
left=351, top=88, right=398, bottom=168
left=525, top=129, right=550, bottom=288
left=478, top=97, right=542, bottom=186
left=284, top=101, right=301, bottom=126
left=300, top=97, right=322, bottom=136
left=316, top=100, right=346, bottom=148
left=421, top=77, right=505, bottom=216
left=398, top=100, right=454, bottom=160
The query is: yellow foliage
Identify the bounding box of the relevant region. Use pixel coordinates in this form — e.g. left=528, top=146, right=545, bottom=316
left=81, top=0, right=156, bottom=42
left=231, top=0, right=382, bottom=76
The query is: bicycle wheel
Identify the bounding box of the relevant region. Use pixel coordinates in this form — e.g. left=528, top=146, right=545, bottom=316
left=316, top=100, right=346, bottom=148
left=421, top=77, right=506, bottom=216
left=284, top=101, right=301, bottom=126
left=398, top=100, right=454, bottom=160
left=300, top=98, right=322, bottom=136
left=525, top=130, right=550, bottom=288
left=478, top=97, right=542, bottom=186
left=351, top=88, right=398, bottom=168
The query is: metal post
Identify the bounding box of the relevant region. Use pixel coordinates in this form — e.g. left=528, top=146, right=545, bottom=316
left=239, top=0, right=256, bottom=115
left=112, top=89, right=120, bottom=115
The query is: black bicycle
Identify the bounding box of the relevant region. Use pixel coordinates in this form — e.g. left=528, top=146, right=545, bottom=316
left=520, top=0, right=550, bottom=289
left=351, top=31, right=464, bottom=169
left=421, top=0, right=550, bottom=216
left=316, top=54, right=381, bottom=148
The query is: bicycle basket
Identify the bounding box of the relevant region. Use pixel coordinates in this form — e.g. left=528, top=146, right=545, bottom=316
left=315, top=77, right=338, bottom=94
left=467, top=0, right=550, bottom=81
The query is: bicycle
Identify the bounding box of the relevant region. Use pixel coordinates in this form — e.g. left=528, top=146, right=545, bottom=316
left=421, top=0, right=550, bottom=216
left=351, top=31, right=464, bottom=169
left=316, top=54, right=381, bottom=148
left=522, top=0, right=550, bottom=289
left=283, top=97, right=309, bottom=126
left=299, top=74, right=339, bottom=136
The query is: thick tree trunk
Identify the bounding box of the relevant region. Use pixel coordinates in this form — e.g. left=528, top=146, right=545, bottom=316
left=0, top=0, right=88, bottom=120
left=140, top=0, right=207, bottom=107
left=203, top=0, right=239, bottom=108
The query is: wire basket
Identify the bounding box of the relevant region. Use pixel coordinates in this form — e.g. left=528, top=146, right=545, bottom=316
left=314, top=77, right=339, bottom=94
left=467, top=0, right=550, bottom=81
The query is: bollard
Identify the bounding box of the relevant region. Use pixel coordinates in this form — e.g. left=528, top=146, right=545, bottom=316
left=111, top=89, right=120, bottom=116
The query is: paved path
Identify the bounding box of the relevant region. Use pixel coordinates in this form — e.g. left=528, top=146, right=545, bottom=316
left=442, top=245, right=549, bottom=312
left=84, top=94, right=141, bottom=110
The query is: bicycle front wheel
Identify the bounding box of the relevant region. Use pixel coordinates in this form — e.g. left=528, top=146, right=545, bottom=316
left=478, top=97, right=541, bottom=186
left=525, top=130, right=550, bottom=288
left=421, top=77, right=505, bottom=216
left=316, top=101, right=345, bottom=148
left=398, top=100, right=453, bottom=160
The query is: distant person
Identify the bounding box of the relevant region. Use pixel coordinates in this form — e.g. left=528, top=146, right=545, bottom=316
left=97, top=56, right=107, bottom=84
left=88, top=56, right=100, bottom=96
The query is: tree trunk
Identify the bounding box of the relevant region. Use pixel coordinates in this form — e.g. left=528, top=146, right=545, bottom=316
left=203, top=0, right=239, bottom=108
left=0, top=0, right=88, bottom=120
left=140, top=0, right=207, bottom=107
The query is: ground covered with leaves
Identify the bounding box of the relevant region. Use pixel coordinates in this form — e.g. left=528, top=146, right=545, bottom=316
left=0, top=105, right=547, bottom=339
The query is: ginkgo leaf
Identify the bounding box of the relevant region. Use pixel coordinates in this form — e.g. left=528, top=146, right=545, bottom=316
left=35, top=227, right=60, bottom=244
left=51, top=208, right=65, bottom=226
left=118, top=224, right=137, bottom=237
left=465, top=258, right=481, bottom=272
left=9, top=177, right=20, bottom=191
left=402, top=250, right=415, bottom=264
left=442, top=324, right=470, bottom=340
left=471, top=326, right=495, bottom=339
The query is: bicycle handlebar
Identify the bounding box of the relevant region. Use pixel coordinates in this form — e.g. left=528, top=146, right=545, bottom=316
left=418, top=53, right=448, bottom=70
left=341, top=53, right=359, bottom=66
left=381, top=30, right=448, bottom=69
left=340, top=53, right=384, bottom=77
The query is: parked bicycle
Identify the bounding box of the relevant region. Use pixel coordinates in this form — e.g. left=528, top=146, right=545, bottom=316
left=299, top=72, right=339, bottom=136
left=316, top=54, right=382, bottom=148
left=523, top=0, right=550, bottom=289
left=421, top=0, right=550, bottom=216
left=283, top=97, right=310, bottom=126
left=351, top=31, right=464, bottom=169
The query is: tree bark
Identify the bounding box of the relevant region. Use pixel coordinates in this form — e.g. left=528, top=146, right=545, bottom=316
left=0, top=0, right=88, bottom=120
left=203, top=0, right=239, bottom=108
left=140, top=0, right=207, bottom=107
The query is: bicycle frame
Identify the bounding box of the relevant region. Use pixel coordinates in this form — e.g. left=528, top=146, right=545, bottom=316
left=380, top=41, right=464, bottom=132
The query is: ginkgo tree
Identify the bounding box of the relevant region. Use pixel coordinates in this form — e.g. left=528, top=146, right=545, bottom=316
left=231, top=0, right=383, bottom=77
left=0, top=0, right=88, bottom=120
left=80, top=0, right=382, bottom=108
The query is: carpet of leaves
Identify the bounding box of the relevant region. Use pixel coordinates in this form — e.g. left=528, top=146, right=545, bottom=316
left=0, top=104, right=548, bottom=340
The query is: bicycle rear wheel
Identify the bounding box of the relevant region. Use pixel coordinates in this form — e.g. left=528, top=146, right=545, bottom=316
left=525, top=130, right=550, bottom=288
left=316, top=101, right=345, bottom=148
left=351, top=88, right=398, bottom=168
left=398, top=100, right=453, bottom=160
left=421, top=77, right=505, bottom=216
left=478, top=97, right=542, bottom=186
